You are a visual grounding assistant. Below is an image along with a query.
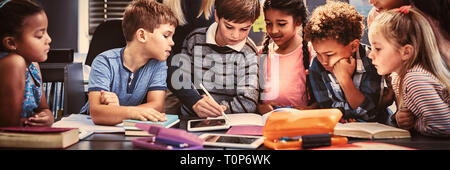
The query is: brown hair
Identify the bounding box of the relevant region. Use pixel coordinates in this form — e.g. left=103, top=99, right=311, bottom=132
left=304, top=0, right=364, bottom=45
left=122, top=0, right=178, bottom=42
left=215, top=0, right=260, bottom=23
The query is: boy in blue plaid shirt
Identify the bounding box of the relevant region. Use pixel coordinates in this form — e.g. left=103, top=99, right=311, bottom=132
left=304, top=1, right=394, bottom=123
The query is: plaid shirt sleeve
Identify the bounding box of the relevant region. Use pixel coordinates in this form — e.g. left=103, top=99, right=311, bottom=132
left=349, top=45, right=385, bottom=121
left=309, top=58, right=335, bottom=110
left=345, top=66, right=382, bottom=121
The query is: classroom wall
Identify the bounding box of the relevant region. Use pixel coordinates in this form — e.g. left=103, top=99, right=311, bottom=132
left=250, top=0, right=349, bottom=46
left=35, top=0, right=369, bottom=54
left=37, top=0, right=79, bottom=52
left=306, top=0, right=369, bottom=45
left=306, top=0, right=327, bottom=13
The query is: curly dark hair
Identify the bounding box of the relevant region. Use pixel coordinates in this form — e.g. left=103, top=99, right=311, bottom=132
left=304, top=0, right=365, bottom=45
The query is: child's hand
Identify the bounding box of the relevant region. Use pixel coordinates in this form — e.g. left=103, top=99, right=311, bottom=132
left=293, top=104, right=316, bottom=110
left=257, top=103, right=275, bottom=115
left=381, top=86, right=395, bottom=107
left=395, top=108, right=415, bottom=129
left=25, top=110, right=54, bottom=127
left=193, top=95, right=227, bottom=118
left=100, top=90, right=120, bottom=106
left=130, top=107, right=167, bottom=122
left=333, top=57, right=355, bottom=81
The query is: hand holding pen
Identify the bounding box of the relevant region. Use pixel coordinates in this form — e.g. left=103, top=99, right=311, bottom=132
left=199, top=83, right=229, bottom=120
left=192, top=83, right=228, bottom=119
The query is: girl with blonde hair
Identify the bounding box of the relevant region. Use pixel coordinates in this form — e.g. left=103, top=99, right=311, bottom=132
left=368, top=6, right=450, bottom=137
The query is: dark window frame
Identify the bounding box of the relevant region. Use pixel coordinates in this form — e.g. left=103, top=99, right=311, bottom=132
left=89, top=0, right=132, bottom=35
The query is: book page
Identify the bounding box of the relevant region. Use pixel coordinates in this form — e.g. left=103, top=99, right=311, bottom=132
left=53, top=114, right=124, bottom=134
left=340, top=123, right=407, bottom=134
left=217, top=113, right=263, bottom=126
left=334, top=122, right=410, bottom=138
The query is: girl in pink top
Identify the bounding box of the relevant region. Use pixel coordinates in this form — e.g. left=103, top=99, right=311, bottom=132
left=257, top=0, right=316, bottom=114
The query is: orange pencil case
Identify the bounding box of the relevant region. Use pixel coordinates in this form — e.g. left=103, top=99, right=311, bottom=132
left=263, top=108, right=348, bottom=150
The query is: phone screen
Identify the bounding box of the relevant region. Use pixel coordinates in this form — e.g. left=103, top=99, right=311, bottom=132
left=190, top=119, right=226, bottom=128
left=204, top=135, right=258, bottom=144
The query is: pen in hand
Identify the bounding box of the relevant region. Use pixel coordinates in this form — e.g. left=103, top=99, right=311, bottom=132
left=199, top=83, right=230, bottom=121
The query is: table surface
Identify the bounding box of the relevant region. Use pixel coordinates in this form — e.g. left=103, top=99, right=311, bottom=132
left=66, top=120, right=450, bottom=150
left=66, top=133, right=450, bottom=150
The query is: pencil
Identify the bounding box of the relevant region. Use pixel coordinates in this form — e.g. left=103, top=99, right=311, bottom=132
left=199, top=83, right=230, bottom=121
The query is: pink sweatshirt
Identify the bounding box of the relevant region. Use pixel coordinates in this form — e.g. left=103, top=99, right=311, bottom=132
left=261, top=43, right=309, bottom=107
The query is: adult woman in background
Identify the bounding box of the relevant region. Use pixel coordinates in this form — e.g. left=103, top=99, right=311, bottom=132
left=162, top=0, right=215, bottom=115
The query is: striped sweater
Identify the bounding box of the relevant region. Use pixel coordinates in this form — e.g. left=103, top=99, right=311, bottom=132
left=168, top=27, right=259, bottom=116
left=393, top=65, right=450, bottom=137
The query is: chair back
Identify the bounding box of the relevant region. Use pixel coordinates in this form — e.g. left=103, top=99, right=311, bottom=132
left=40, top=63, right=86, bottom=120
left=85, top=20, right=126, bottom=66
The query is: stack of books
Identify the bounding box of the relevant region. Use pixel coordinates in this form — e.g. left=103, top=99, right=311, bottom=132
left=123, top=114, right=180, bottom=136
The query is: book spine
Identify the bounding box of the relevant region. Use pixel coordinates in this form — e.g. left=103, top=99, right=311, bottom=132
left=123, top=121, right=164, bottom=127
left=56, top=82, right=61, bottom=119
left=61, top=83, right=64, bottom=115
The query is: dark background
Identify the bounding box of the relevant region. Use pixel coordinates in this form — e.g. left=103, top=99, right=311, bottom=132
left=37, top=0, right=78, bottom=51
left=36, top=0, right=369, bottom=53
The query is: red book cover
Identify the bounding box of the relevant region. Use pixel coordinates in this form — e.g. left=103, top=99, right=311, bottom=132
left=0, top=127, right=76, bottom=133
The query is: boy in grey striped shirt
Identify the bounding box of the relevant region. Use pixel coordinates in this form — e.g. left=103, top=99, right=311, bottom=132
left=168, top=0, right=260, bottom=117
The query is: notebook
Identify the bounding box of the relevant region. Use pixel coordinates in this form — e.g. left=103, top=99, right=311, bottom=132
left=123, top=114, right=180, bottom=136
left=226, top=125, right=264, bottom=136
left=333, top=122, right=411, bottom=139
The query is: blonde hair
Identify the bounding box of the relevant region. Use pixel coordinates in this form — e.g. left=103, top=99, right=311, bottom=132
left=197, top=0, right=214, bottom=19
left=370, top=7, right=450, bottom=107
left=304, top=0, right=364, bottom=45
left=163, top=0, right=214, bottom=26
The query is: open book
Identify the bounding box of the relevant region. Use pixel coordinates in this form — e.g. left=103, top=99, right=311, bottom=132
left=334, top=122, right=411, bottom=139
left=218, top=109, right=299, bottom=136
left=214, top=113, right=272, bottom=126
left=53, top=114, right=124, bottom=139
